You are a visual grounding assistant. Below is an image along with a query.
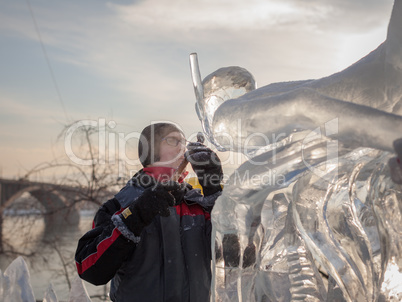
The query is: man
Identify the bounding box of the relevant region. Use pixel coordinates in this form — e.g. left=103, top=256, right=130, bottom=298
left=75, top=122, right=223, bottom=302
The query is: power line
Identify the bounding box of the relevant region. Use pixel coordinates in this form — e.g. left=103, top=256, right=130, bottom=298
left=25, top=0, right=70, bottom=122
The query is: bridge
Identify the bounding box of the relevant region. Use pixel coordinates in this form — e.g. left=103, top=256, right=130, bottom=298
left=0, top=178, right=83, bottom=228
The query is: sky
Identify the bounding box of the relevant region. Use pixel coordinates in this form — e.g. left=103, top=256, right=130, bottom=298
left=0, top=0, right=395, bottom=180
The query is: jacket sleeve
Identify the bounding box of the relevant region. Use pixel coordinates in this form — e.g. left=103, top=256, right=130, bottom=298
left=75, top=198, right=136, bottom=285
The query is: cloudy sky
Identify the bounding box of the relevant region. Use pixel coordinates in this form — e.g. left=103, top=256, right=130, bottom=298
left=0, top=0, right=394, bottom=179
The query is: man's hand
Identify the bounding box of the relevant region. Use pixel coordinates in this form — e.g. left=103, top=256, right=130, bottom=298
left=185, top=142, right=223, bottom=196
left=120, top=181, right=179, bottom=236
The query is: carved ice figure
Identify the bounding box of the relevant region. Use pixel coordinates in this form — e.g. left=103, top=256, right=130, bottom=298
left=0, top=256, right=36, bottom=302
left=190, top=1, right=402, bottom=301
left=43, top=284, right=58, bottom=302
left=0, top=257, right=93, bottom=302
left=68, top=276, right=91, bottom=302
left=192, top=0, right=402, bottom=154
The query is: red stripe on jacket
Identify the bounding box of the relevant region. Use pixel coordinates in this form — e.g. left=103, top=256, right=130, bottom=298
left=175, top=202, right=210, bottom=220
left=76, top=227, right=122, bottom=275
left=77, top=207, right=126, bottom=275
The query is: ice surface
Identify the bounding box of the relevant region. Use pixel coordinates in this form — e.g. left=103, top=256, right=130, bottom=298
left=191, top=0, right=402, bottom=155
left=68, top=276, right=91, bottom=302
left=0, top=257, right=93, bottom=302
left=190, top=0, right=402, bottom=301
left=210, top=143, right=402, bottom=302
left=1, top=256, right=36, bottom=302
left=43, top=283, right=58, bottom=302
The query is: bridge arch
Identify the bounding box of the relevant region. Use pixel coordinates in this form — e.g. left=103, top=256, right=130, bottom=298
left=0, top=181, right=80, bottom=230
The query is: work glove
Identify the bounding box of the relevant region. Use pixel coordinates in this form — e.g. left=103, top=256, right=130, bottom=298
left=120, top=181, right=179, bottom=236
left=185, top=142, right=223, bottom=196
left=169, top=182, right=192, bottom=205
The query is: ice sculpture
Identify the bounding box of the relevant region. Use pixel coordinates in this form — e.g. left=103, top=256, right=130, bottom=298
left=0, top=256, right=36, bottom=302
left=68, top=276, right=91, bottom=302
left=190, top=0, right=402, bottom=301
left=43, top=284, right=58, bottom=302
left=0, top=257, right=92, bottom=302
left=192, top=0, right=402, bottom=154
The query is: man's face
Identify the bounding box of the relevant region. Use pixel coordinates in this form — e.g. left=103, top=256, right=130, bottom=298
left=154, top=131, right=186, bottom=169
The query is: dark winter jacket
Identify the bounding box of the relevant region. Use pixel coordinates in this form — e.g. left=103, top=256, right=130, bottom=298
left=75, top=171, right=220, bottom=302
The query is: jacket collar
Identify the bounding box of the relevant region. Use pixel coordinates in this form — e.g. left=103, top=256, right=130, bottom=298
left=143, top=166, right=188, bottom=183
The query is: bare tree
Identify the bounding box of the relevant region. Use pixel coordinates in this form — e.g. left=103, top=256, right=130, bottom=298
left=0, top=120, right=136, bottom=301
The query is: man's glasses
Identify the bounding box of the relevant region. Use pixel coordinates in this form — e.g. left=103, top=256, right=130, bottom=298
left=162, top=136, right=187, bottom=147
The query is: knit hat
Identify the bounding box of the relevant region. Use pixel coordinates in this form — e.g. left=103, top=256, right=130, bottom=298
left=138, top=123, right=184, bottom=167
